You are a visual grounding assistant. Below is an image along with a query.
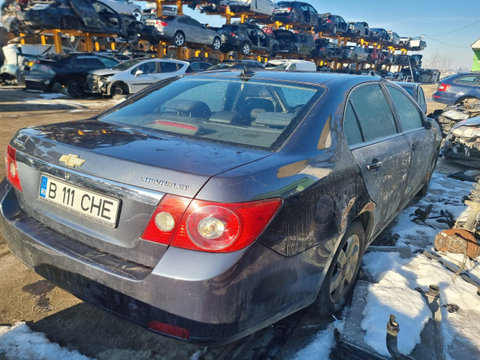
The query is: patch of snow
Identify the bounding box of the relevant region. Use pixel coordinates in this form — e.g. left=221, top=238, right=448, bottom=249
left=0, top=322, right=92, bottom=360
left=294, top=320, right=343, bottom=360
left=40, top=93, right=67, bottom=100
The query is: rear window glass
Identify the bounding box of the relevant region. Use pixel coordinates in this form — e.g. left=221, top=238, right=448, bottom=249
left=99, top=76, right=324, bottom=149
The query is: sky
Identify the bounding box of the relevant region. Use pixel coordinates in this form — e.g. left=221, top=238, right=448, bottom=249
left=183, top=0, right=480, bottom=70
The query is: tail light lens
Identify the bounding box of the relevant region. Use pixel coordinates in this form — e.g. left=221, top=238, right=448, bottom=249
left=6, top=145, right=22, bottom=192
left=155, top=21, right=168, bottom=26
left=437, top=83, right=450, bottom=92
left=142, top=195, right=282, bottom=253
left=326, top=19, right=332, bottom=23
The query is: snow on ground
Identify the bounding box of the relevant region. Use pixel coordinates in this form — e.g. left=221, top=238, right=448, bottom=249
left=297, top=171, right=480, bottom=359
left=0, top=322, right=92, bottom=360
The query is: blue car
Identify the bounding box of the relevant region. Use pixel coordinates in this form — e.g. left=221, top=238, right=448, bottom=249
left=432, top=72, right=480, bottom=106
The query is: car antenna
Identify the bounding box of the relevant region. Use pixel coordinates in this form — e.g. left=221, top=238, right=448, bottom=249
left=239, top=65, right=255, bottom=78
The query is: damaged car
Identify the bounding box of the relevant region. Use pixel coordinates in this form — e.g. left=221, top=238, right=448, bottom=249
left=272, top=29, right=315, bottom=56
left=24, top=52, right=119, bottom=97
left=441, top=116, right=480, bottom=167
left=0, top=72, right=440, bottom=344
left=20, top=0, right=140, bottom=39
left=88, top=57, right=191, bottom=96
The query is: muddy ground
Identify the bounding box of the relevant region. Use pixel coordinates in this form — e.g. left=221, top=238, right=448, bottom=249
left=0, top=85, right=448, bottom=359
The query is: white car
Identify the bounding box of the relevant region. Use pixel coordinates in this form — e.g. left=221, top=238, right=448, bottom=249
left=88, top=58, right=191, bottom=96
left=222, top=0, right=274, bottom=16
left=266, top=59, right=316, bottom=71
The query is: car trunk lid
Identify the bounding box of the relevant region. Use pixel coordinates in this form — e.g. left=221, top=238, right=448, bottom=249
left=10, top=120, right=272, bottom=269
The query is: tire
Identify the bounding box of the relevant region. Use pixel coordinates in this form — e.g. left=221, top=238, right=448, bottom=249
left=240, top=42, right=251, bottom=55
left=111, top=82, right=129, bottom=97
left=212, top=36, right=221, bottom=51
left=173, top=31, right=185, bottom=47
left=310, top=221, right=365, bottom=316
left=270, top=44, right=278, bottom=57
left=66, top=80, right=83, bottom=98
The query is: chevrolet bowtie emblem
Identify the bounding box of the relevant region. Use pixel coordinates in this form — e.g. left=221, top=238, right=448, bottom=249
left=59, top=154, right=85, bottom=168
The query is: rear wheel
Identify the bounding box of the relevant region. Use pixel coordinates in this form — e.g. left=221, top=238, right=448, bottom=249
left=240, top=42, right=251, bottom=55
left=310, top=221, right=365, bottom=316
left=66, top=80, right=83, bottom=98
left=174, top=31, right=185, bottom=47
left=212, top=36, right=221, bottom=51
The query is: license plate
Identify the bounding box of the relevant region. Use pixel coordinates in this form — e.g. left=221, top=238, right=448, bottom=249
left=39, top=175, right=120, bottom=226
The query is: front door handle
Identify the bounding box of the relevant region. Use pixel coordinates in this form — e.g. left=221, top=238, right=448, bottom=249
left=367, top=159, right=382, bottom=171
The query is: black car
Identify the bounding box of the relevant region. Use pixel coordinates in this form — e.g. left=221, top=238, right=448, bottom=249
left=317, top=13, right=348, bottom=35
left=347, top=22, right=370, bottom=37
left=311, top=40, right=343, bottom=59
left=272, top=29, right=315, bottom=56
left=218, top=23, right=279, bottom=56
left=370, top=28, right=391, bottom=42
left=188, top=60, right=213, bottom=71
left=0, top=71, right=441, bottom=344
left=25, top=53, right=119, bottom=97
left=272, top=1, right=320, bottom=26
left=206, top=59, right=265, bottom=71
left=21, top=0, right=139, bottom=39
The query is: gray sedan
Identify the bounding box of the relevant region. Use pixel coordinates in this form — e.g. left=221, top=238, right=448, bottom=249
left=0, top=72, right=441, bottom=344
left=144, top=15, right=222, bottom=50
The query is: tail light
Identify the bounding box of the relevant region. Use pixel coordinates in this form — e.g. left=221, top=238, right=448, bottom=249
left=437, top=83, right=450, bottom=92
left=326, top=19, right=332, bottom=23
left=229, top=32, right=237, bottom=37
left=155, top=21, right=168, bottom=26
left=142, top=195, right=282, bottom=253
left=6, top=145, right=22, bottom=192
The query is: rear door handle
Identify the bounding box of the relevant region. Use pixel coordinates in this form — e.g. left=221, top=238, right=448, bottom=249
left=367, top=159, right=382, bottom=171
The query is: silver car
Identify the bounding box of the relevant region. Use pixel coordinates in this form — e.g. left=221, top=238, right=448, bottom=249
left=144, top=15, right=222, bottom=50
left=88, top=57, right=191, bottom=96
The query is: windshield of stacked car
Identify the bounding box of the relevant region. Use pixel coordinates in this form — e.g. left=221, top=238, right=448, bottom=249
left=99, top=75, right=324, bottom=149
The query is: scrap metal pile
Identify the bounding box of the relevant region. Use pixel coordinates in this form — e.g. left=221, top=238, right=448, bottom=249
left=436, top=104, right=480, bottom=167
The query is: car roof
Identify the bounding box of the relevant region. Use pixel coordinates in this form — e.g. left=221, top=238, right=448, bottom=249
left=190, top=70, right=377, bottom=87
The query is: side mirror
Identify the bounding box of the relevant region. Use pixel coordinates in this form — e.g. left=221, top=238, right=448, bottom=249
left=135, top=69, right=144, bottom=76
left=424, top=117, right=433, bottom=130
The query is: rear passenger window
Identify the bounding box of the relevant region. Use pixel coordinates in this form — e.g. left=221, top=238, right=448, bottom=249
left=160, top=62, right=178, bottom=73
left=386, top=85, right=423, bottom=131
left=455, top=75, right=480, bottom=85
left=348, top=84, right=397, bottom=142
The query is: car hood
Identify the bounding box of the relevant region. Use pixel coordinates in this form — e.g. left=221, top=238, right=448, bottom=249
left=90, top=68, right=121, bottom=76
left=13, top=120, right=272, bottom=198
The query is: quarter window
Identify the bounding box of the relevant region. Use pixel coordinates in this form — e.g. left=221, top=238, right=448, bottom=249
left=386, top=85, right=423, bottom=131
left=344, top=101, right=363, bottom=146
left=348, top=84, right=397, bottom=142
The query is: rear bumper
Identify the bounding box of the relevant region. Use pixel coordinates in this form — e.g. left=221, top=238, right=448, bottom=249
left=432, top=91, right=457, bottom=105
left=0, top=178, right=325, bottom=344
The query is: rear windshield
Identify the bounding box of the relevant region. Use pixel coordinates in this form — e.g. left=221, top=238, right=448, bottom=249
left=99, top=76, right=324, bottom=150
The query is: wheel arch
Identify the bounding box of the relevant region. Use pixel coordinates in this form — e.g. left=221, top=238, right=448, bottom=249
left=108, top=80, right=130, bottom=96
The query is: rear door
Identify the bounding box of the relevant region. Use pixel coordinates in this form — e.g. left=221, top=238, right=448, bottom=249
left=343, top=83, right=411, bottom=235
left=385, top=84, right=436, bottom=199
